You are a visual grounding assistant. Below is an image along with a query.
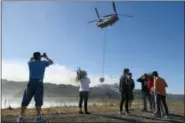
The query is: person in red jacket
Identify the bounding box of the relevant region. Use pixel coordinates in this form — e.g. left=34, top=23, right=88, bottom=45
left=147, top=75, right=156, bottom=113
left=137, top=73, right=153, bottom=112
left=152, top=71, right=169, bottom=118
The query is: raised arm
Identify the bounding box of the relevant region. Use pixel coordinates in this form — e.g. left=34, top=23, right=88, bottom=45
left=163, top=79, right=168, bottom=87
left=119, top=76, right=123, bottom=92
left=28, top=57, right=34, bottom=65
left=132, top=79, right=135, bottom=89
left=137, top=76, right=144, bottom=83
left=88, top=77, right=91, bottom=84
left=43, top=53, right=54, bottom=66
left=29, top=57, right=34, bottom=62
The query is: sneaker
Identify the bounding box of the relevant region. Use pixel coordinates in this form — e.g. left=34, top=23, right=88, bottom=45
left=34, top=115, right=45, bottom=123
left=79, top=111, right=84, bottom=114
left=125, top=111, right=129, bottom=116
left=150, top=107, right=154, bottom=112
left=141, top=109, right=147, bottom=112
left=154, top=113, right=161, bottom=118
left=164, top=115, right=168, bottom=119
left=17, top=115, right=24, bottom=123
left=130, top=108, right=134, bottom=111
left=119, top=111, right=123, bottom=115
left=85, top=111, right=91, bottom=115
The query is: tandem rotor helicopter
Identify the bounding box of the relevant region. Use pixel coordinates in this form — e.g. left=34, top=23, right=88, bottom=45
left=88, top=1, right=133, bottom=83
left=88, top=1, right=133, bottom=29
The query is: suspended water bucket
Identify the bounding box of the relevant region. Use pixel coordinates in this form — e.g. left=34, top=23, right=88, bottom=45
left=99, top=77, right=105, bottom=83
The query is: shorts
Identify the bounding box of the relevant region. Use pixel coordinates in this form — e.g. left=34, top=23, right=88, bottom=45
left=21, top=79, right=44, bottom=107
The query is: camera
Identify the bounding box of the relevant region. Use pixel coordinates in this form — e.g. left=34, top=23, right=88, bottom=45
left=41, top=53, right=47, bottom=58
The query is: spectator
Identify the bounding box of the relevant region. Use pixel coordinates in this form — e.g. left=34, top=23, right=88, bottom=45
left=119, top=68, right=131, bottom=115
left=17, top=52, right=53, bottom=123
left=76, top=68, right=91, bottom=115
left=152, top=71, right=169, bottom=118
left=128, top=72, right=135, bottom=110
left=137, top=73, right=153, bottom=112
left=147, top=74, right=156, bottom=113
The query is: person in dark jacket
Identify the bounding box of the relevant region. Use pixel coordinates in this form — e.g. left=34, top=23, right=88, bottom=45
left=119, top=68, right=131, bottom=115
left=128, top=72, right=135, bottom=110
left=137, top=73, right=153, bottom=112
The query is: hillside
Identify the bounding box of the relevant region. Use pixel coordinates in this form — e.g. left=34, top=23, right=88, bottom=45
left=2, top=79, right=184, bottom=101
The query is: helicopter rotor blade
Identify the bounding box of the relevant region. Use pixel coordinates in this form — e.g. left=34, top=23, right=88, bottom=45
left=103, top=14, right=114, bottom=18
left=95, top=7, right=101, bottom=20
left=88, top=20, right=97, bottom=23
left=112, top=1, right=117, bottom=14
left=103, top=14, right=133, bottom=18
left=118, top=14, right=133, bottom=17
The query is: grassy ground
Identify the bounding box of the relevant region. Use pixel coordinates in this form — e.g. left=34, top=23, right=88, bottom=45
left=1, top=100, right=184, bottom=123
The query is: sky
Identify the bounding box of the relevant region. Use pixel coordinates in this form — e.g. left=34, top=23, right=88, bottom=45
left=2, top=1, right=184, bottom=94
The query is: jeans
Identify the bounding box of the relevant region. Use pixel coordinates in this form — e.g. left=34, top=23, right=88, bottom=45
left=79, top=91, right=89, bottom=112
left=142, top=91, right=152, bottom=111
left=150, top=91, right=156, bottom=113
left=120, top=92, right=130, bottom=113
left=156, top=94, right=169, bottom=116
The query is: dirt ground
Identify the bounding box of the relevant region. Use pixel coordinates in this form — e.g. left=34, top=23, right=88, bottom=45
left=2, top=103, right=185, bottom=123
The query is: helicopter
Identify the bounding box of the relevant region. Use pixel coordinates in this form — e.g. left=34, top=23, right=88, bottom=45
left=88, top=1, right=133, bottom=29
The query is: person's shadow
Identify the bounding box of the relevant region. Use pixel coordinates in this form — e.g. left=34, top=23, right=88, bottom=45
left=93, top=113, right=141, bottom=123
left=130, top=113, right=184, bottom=123
left=93, top=112, right=184, bottom=123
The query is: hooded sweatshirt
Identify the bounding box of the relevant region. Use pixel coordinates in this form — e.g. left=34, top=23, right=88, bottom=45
left=119, top=75, right=131, bottom=94
left=137, top=76, right=149, bottom=93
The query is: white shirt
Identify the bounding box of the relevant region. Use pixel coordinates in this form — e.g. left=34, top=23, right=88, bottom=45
left=79, top=77, right=90, bottom=92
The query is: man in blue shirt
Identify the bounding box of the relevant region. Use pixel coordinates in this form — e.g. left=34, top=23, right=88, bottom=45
left=17, top=52, right=53, bottom=123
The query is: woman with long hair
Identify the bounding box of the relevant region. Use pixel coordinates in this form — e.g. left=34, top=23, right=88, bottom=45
left=76, top=68, right=91, bottom=114
left=128, top=72, right=135, bottom=111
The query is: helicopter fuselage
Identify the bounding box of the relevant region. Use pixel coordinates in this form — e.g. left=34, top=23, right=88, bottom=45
left=96, top=15, right=119, bottom=28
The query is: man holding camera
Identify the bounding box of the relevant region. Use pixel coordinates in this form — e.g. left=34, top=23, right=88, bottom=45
left=137, top=73, right=153, bottom=112
left=17, top=52, right=53, bottom=123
